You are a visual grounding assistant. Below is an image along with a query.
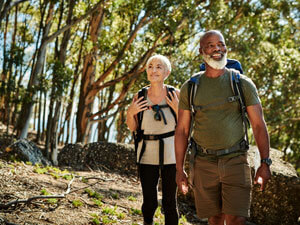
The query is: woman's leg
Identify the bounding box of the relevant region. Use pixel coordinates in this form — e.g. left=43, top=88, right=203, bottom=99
left=139, top=164, right=160, bottom=224
left=161, top=164, right=178, bottom=225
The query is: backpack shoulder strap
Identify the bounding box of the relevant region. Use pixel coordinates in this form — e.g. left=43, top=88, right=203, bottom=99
left=187, top=71, right=204, bottom=140
left=137, top=86, right=148, bottom=130
left=188, top=71, right=204, bottom=114
left=166, top=85, right=177, bottom=124
left=229, top=69, right=250, bottom=146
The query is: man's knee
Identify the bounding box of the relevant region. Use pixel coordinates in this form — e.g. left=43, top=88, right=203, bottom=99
left=208, top=213, right=224, bottom=225
left=225, top=214, right=246, bottom=225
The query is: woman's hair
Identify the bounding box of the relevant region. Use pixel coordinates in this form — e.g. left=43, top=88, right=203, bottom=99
left=146, top=54, right=172, bottom=72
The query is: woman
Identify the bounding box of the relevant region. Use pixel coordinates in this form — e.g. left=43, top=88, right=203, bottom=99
left=126, top=55, right=179, bottom=225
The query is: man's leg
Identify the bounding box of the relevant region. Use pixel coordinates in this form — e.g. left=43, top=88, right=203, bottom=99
left=208, top=213, right=224, bottom=225
left=225, top=214, right=246, bottom=225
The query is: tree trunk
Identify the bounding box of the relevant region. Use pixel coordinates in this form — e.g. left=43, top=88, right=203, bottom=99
left=0, top=14, right=9, bottom=121
left=17, top=0, right=54, bottom=138
left=4, top=5, right=18, bottom=130
left=76, top=7, right=105, bottom=143
left=16, top=0, right=105, bottom=139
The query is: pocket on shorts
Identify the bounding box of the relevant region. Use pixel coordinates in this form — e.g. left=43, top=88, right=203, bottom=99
left=243, top=163, right=252, bottom=188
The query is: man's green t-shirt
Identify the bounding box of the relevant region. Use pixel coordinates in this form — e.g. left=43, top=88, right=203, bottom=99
left=179, top=68, right=260, bottom=151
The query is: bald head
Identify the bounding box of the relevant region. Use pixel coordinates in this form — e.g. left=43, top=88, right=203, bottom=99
left=199, top=30, right=227, bottom=70
left=199, top=30, right=225, bottom=50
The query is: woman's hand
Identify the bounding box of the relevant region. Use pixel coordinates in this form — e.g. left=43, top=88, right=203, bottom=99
left=166, top=90, right=179, bottom=115
left=128, top=96, right=148, bottom=117
left=126, top=96, right=148, bottom=132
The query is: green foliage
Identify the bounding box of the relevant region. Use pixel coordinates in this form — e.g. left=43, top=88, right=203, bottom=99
left=127, top=195, right=136, bottom=201
left=47, top=198, right=58, bottom=204
left=34, top=165, right=48, bottom=174
left=72, top=199, right=83, bottom=207
left=129, top=208, right=142, bottom=216
left=40, top=189, right=50, bottom=195
left=179, top=214, right=188, bottom=224
left=48, top=59, right=73, bottom=99
left=84, top=188, right=103, bottom=200
left=111, top=192, right=119, bottom=199
left=93, top=199, right=103, bottom=207
left=102, top=206, right=117, bottom=215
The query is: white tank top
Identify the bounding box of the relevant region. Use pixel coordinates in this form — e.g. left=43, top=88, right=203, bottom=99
left=137, top=97, right=176, bottom=165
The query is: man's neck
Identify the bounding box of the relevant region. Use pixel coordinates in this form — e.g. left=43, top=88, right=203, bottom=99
left=204, top=65, right=226, bottom=78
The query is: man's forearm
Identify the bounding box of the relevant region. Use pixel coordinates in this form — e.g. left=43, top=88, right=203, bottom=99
left=252, top=122, right=270, bottom=159
left=175, top=129, right=189, bottom=171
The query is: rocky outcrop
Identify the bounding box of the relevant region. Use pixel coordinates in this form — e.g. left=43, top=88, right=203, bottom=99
left=58, top=142, right=137, bottom=176
left=57, top=143, right=86, bottom=170
left=247, top=146, right=300, bottom=225
left=3, top=139, right=51, bottom=166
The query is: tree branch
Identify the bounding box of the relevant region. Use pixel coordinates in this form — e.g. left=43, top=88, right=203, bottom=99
left=92, top=10, right=152, bottom=88
left=0, top=0, right=28, bottom=23
left=0, top=176, right=75, bottom=209
left=43, top=0, right=107, bottom=46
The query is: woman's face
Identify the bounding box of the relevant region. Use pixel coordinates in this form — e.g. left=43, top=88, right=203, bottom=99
left=146, top=58, right=170, bottom=83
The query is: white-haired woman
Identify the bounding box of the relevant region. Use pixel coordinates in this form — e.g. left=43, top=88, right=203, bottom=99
left=126, top=55, right=179, bottom=225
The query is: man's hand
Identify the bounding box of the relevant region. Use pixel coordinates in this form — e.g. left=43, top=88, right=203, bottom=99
left=176, top=169, right=189, bottom=195
left=254, top=164, right=271, bottom=191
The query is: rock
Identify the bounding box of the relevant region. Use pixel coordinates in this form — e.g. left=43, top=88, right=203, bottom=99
left=5, top=139, right=51, bottom=166
left=248, top=146, right=300, bottom=225
left=58, top=143, right=86, bottom=170
left=58, top=142, right=137, bottom=176
left=84, top=142, right=137, bottom=176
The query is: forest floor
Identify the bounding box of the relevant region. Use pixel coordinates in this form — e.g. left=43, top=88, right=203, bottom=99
left=0, top=158, right=204, bottom=225
left=0, top=123, right=204, bottom=225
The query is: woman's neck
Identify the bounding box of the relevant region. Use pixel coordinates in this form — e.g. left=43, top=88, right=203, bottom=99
left=148, top=83, right=166, bottom=104
left=148, top=83, right=165, bottom=96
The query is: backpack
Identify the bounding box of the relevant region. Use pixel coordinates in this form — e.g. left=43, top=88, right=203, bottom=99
left=133, top=85, right=177, bottom=167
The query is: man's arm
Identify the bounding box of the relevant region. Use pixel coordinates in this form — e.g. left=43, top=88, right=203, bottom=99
left=247, top=103, right=271, bottom=191
left=175, top=108, right=191, bottom=194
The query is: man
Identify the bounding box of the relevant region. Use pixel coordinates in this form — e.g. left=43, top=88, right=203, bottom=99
left=175, top=30, right=271, bottom=225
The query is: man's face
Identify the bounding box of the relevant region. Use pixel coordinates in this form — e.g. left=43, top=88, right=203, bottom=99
left=200, top=33, right=227, bottom=70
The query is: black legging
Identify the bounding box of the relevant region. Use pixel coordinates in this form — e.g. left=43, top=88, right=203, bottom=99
left=139, top=164, right=178, bottom=225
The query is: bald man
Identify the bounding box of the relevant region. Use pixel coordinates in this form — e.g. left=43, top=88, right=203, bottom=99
left=175, top=30, right=271, bottom=225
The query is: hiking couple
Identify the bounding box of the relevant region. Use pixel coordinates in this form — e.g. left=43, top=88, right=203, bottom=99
left=126, top=30, right=271, bottom=225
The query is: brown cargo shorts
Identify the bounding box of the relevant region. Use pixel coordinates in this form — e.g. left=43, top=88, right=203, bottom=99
left=192, top=154, right=252, bottom=218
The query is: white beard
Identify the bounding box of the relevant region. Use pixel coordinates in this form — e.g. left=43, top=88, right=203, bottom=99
left=202, top=51, right=227, bottom=70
